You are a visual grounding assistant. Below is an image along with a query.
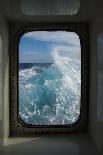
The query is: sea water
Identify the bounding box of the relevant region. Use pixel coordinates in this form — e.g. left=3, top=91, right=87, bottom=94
left=19, top=51, right=81, bottom=125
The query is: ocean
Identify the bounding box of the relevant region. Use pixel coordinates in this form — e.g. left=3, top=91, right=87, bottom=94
left=19, top=57, right=81, bottom=125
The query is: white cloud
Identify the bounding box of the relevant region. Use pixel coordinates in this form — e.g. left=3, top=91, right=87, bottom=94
left=23, top=31, right=80, bottom=47
left=20, top=31, right=81, bottom=63
left=20, top=51, right=53, bottom=63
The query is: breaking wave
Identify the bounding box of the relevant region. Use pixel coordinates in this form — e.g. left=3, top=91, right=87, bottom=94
left=19, top=49, right=81, bottom=125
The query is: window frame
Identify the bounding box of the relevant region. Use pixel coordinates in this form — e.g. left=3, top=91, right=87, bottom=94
left=9, top=23, right=89, bottom=136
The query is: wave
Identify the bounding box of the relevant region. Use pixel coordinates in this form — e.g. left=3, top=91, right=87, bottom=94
left=19, top=49, right=81, bottom=125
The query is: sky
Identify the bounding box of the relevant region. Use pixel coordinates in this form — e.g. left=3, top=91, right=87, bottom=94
left=19, top=31, right=81, bottom=63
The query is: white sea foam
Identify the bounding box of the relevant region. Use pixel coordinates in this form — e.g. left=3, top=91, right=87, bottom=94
left=19, top=67, right=38, bottom=80
left=19, top=47, right=81, bottom=125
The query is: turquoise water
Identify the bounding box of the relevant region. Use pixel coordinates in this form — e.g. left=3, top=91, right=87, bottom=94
left=19, top=58, right=81, bottom=125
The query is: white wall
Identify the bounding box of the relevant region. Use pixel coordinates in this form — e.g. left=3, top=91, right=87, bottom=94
left=89, top=11, right=103, bottom=155
left=0, top=13, right=9, bottom=148
left=0, top=36, right=2, bottom=120
left=0, top=134, right=99, bottom=155
left=0, top=24, right=2, bottom=146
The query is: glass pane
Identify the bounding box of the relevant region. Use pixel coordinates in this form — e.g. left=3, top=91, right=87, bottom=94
left=20, top=0, right=80, bottom=15
left=19, top=31, right=81, bottom=125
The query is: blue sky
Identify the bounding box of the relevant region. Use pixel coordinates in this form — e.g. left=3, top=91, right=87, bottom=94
left=19, top=31, right=80, bottom=63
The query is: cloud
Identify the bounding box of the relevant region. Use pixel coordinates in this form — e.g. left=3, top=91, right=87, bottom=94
left=23, top=31, right=80, bottom=47
left=20, top=31, right=81, bottom=63
left=20, top=51, right=53, bottom=63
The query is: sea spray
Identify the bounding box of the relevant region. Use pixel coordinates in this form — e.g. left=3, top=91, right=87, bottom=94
left=19, top=49, right=81, bottom=125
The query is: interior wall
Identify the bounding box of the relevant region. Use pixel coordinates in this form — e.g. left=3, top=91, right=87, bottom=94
left=0, top=13, right=9, bottom=148
left=0, top=19, right=2, bottom=147
left=89, top=10, right=103, bottom=155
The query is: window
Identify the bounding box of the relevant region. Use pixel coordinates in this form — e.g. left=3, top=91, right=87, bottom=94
left=20, top=0, right=80, bottom=16
left=9, top=24, right=88, bottom=136
left=19, top=31, right=81, bottom=126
